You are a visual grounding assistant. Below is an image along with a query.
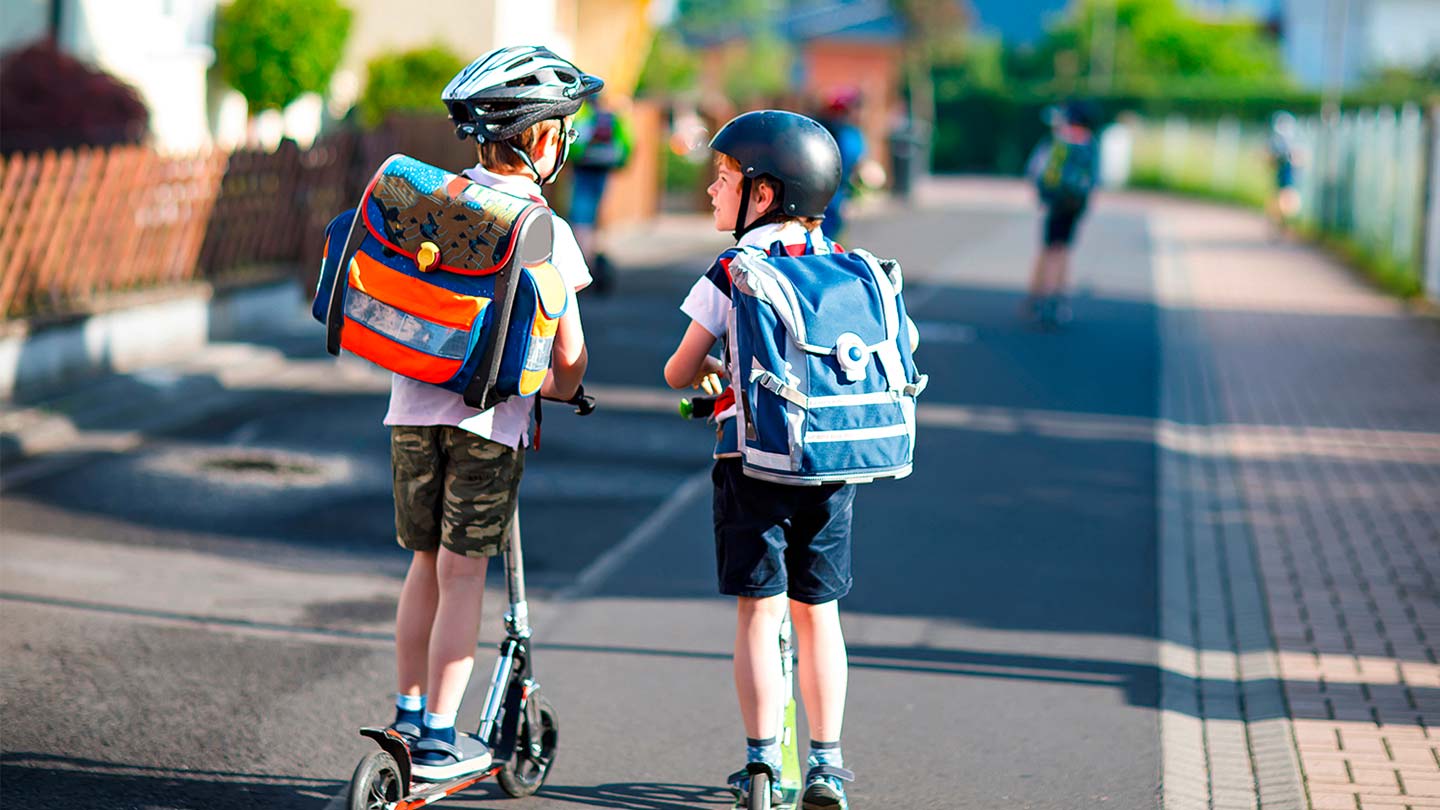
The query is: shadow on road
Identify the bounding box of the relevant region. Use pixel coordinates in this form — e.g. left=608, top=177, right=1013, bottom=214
left=0, top=752, right=343, bottom=810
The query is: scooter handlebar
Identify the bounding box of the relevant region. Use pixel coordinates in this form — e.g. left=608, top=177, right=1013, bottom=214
left=543, top=384, right=596, bottom=416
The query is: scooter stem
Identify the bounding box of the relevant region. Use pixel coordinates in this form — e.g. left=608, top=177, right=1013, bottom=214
left=504, top=508, right=531, bottom=639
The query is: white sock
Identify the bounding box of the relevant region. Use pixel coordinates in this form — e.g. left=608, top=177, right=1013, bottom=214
left=396, top=693, right=425, bottom=712
left=424, top=711, right=457, bottom=730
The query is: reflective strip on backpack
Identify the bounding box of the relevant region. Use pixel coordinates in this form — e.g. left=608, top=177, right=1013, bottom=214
left=345, top=288, right=471, bottom=359
left=802, top=423, right=912, bottom=443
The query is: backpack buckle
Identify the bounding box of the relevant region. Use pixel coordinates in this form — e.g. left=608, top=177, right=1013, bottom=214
left=834, top=333, right=869, bottom=382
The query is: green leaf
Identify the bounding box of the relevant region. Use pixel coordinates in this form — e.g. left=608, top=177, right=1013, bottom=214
left=215, top=0, right=353, bottom=112
left=357, top=44, right=467, bottom=128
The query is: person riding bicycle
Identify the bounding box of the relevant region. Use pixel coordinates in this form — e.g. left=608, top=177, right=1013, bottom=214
left=663, top=109, right=860, bottom=810
left=380, top=44, right=597, bottom=782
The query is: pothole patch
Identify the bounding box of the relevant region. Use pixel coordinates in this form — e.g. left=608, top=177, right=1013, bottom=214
left=146, top=447, right=351, bottom=488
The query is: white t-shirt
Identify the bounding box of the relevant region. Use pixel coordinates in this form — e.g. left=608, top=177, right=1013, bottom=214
left=679, top=221, right=834, bottom=456
left=382, top=164, right=591, bottom=448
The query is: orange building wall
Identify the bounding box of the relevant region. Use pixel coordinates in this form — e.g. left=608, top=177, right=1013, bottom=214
left=803, top=41, right=904, bottom=172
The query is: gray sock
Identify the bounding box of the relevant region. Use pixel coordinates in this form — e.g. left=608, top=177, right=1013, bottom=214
left=808, top=739, right=843, bottom=771
left=746, top=736, right=782, bottom=772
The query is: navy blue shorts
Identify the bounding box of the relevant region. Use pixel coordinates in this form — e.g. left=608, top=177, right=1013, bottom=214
left=711, top=459, right=856, bottom=604
left=1044, top=201, right=1086, bottom=246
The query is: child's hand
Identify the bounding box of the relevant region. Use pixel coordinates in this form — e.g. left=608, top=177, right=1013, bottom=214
left=690, top=355, right=725, bottom=392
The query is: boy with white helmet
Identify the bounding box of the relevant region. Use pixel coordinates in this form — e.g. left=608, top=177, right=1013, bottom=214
left=381, top=44, right=600, bottom=781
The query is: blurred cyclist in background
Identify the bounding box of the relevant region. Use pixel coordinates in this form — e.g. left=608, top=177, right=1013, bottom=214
left=568, top=93, right=632, bottom=294
left=816, top=87, right=867, bottom=242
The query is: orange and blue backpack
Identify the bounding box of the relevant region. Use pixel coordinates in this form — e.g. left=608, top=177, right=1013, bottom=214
left=313, top=154, right=569, bottom=411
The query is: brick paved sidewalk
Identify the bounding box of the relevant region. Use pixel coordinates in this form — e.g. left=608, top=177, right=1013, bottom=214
left=1152, top=198, right=1440, bottom=810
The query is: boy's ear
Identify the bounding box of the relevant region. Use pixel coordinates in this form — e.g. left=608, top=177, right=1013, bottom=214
left=751, top=180, right=776, bottom=215
left=530, top=124, right=561, bottom=160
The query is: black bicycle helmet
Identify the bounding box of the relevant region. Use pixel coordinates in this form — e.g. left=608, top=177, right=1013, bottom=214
left=442, top=45, right=604, bottom=183
left=709, top=110, right=842, bottom=238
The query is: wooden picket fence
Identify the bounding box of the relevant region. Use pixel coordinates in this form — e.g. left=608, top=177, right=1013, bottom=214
left=0, top=108, right=662, bottom=319
left=0, top=145, right=227, bottom=318
left=0, top=115, right=475, bottom=320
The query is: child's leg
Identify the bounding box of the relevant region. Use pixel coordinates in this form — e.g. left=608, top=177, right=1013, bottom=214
left=425, top=547, right=490, bottom=717
left=395, top=550, right=440, bottom=697
left=1026, top=247, right=1048, bottom=301
left=734, top=594, right=790, bottom=740
left=789, top=598, right=847, bottom=742
left=1044, top=246, right=1071, bottom=296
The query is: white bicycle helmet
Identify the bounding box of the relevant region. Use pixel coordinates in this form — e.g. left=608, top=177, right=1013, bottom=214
left=442, top=46, right=603, bottom=183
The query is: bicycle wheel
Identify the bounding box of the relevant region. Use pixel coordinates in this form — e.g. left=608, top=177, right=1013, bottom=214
left=347, top=751, right=403, bottom=810
left=497, top=696, right=559, bottom=797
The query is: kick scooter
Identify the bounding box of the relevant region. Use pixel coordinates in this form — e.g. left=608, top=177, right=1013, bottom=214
left=346, top=390, right=595, bottom=810
left=681, top=390, right=803, bottom=810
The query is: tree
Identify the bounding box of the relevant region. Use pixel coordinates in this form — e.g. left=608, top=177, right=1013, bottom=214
left=214, top=0, right=353, bottom=113
left=671, top=0, right=796, bottom=105
left=636, top=27, right=702, bottom=98
left=889, top=0, right=969, bottom=143
left=1035, top=0, right=1288, bottom=91
left=357, top=44, right=466, bottom=127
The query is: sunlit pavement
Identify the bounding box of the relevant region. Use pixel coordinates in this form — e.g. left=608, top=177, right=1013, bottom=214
left=1, top=178, right=1436, bottom=810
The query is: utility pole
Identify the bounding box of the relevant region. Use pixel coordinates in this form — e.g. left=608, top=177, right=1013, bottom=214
left=1089, top=0, right=1118, bottom=93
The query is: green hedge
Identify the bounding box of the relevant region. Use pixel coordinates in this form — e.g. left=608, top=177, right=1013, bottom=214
left=930, top=81, right=1430, bottom=174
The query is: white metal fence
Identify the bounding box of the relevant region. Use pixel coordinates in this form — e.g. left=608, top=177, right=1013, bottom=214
left=1126, top=105, right=1440, bottom=301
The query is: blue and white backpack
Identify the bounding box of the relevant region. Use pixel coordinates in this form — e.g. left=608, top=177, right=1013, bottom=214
left=726, top=240, right=927, bottom=485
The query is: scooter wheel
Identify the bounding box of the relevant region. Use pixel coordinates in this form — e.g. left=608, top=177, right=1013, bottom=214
left=748, top=771, right=772, bottom=810
left=497, top=696, right=559, bottom=797
left=347, top=750, right=404, bottom=810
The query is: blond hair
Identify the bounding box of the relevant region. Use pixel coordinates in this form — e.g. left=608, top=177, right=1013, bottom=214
left=716, top=154, right=824, bottom=231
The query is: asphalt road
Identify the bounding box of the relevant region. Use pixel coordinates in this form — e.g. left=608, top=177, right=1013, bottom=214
left=1, top=182, right=1161, bottom=809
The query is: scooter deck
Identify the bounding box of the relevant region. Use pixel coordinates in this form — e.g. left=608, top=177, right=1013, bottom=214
left=396, top=765, right=502, bottom=809
left=357, top=726, right=503, bottom=809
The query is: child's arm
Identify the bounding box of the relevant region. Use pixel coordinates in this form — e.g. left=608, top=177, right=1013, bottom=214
left=664, top=321, right=723, bottom=390
left=542, top=294, right=587, bottom=400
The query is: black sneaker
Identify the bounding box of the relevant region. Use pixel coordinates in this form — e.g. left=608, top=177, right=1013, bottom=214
left=410, top=727, right=492, bottom=781
left=801, top=764, right=853, bottom=810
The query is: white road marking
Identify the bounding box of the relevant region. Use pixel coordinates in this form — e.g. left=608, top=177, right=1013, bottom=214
left=551, top=468, right=711, bottom=604
left=915, top=321, right=978, bottom=344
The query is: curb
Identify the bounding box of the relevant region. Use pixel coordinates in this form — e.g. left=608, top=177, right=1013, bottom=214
left=0, top=279, right=305, bottom=403
left=1155, top=222, right=1309, bottom=810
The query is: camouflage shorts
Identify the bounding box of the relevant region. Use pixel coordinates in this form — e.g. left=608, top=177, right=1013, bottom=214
left=390, top=426, right=525, bottom=558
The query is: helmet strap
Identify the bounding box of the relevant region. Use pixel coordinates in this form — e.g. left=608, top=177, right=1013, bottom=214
left=507, top=143, right=545, bottom=185
left=732, top=177, right=754, bottom=241
left=506, top=123, right=574, bottom=186
left=544, top=124, right=574, bottom=185
left=732, top=176, right=785, bottom=241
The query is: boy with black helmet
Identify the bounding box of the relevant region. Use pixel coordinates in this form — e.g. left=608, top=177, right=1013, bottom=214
left=664, top=109, right=858, bottom=810
left=379, top=44, right=600, bottom=782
